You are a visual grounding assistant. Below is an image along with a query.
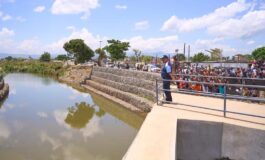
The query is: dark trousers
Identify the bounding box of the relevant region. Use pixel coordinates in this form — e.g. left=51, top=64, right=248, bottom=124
left=163, top=81, right=172, bottom=101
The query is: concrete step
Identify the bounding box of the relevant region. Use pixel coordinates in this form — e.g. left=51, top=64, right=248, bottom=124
left=90, top=76, right=156, bottom=102
left=85, top=80, right=153, bottom=112
left=92, top=71, right=156, bottom=91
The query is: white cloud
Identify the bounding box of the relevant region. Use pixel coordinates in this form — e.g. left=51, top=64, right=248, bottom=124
left=260, top=2, right=265, bottom=9
left=247, top=40, right=255, bottom=45
left=66, top=26, right=76, bottom=32
left=46, top=27, right=108, bottom=53
left=34, top=6, right=46, bottom=13
left=0, top=121, right=10, bottom=139
left=115, top=4, right=127, bottom=10
left=37, top=112, right=48, bottom=118
left=16, top=16, right=26, bottom=22
left=134, top=20, right=150, bottom=30
left=0, top=26, right=181, bottom=55
left=0, top=11, right=3, bottom=17
left=126, top=35, right=179, bottom=53
left=80, top=117, right=102, bottom=140
left=161, top=0, right=251, bottom=32
left=53, top=110, right=70, bottom=129
left=208, top=10, right=265, bottom=38
left=2, top=14, right=12, bottom=21
left=0, top=27, right=15, bottom=37
left=40, top=131, right=62, bottom=150
left=193, top=38, right=238, bottom=56
left=17, top=38, right=41, bottom=53
left=8, top=0, right=15, bottom=3
left=53, top=109, right=102, bottom=141
left=51, top=0, right=99, bottom=19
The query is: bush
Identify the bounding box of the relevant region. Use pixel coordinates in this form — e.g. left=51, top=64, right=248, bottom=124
left=39, top=52, right=51, bottom=62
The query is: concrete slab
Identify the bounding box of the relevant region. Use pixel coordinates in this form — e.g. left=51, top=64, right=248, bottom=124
left=177, top=120, right=222, bottom=160
left=124, top=93, right=265, bottom=160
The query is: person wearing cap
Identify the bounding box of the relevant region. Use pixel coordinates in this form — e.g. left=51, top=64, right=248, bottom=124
left=161, top=55, right=175, bottom=102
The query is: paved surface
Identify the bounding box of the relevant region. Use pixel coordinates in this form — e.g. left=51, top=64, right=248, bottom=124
left=123, top=93, right=265, bottom=160
left=168, top=93, right=265, bottom=129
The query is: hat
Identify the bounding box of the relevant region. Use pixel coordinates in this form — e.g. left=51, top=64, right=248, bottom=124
left=161, top=55, right=169, bottom=59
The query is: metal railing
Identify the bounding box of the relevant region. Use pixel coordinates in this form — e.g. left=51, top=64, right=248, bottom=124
left=155, top=78, right=265, bottom=119
left=172, top=73, right=264, bottom=81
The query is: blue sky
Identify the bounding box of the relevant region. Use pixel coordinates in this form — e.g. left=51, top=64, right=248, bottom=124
left=0, top=0, right=265, bottom=57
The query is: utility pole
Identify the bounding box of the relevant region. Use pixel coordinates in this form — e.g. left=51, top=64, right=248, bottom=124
left=99, top=40, right=102, bottom=49
left=183, top=43, right=186, bottom=61
left=188, top=45, right=190, bottom=62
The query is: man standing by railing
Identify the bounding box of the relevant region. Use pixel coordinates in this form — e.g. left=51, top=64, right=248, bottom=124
left=161, top=55, right=175, bottom=102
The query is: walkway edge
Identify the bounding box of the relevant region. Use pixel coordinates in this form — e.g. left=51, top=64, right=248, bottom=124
left=123, top=105, right=177, bottom=160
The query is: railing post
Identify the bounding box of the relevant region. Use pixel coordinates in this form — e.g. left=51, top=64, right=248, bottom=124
left=223, top=85, right=227, bottom=117
left=156, top=79, right=159, bottom=105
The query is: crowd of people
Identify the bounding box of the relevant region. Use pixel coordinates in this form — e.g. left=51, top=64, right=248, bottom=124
left=172, top=60, right=265, bottom=98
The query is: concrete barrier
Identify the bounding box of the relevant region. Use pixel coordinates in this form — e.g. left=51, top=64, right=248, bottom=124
left=177, top=120, right=222, bottom=160
left=177, top=119, right=265, bottom=160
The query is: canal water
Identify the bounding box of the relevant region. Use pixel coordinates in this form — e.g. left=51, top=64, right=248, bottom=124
left=0, top=73, right=145, bottom=160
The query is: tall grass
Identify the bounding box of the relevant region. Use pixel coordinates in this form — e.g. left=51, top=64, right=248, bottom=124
left=0, top=60, right=66, bottom=77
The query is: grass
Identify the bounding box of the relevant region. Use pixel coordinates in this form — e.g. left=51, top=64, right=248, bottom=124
left=0, top=59, right=67, bottom=77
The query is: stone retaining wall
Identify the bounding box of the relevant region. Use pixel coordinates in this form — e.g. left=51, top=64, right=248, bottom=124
left=93, top=67, right=160, bottom=81
left=92, top=71, right=156, bottom=92
left=91, top=76, right=155, bottom=101
left=86, top=80, right=152, bottom=112
left=88, top=67, right=162, bottom=112
left=61, top=66, right=158, bottom=112
left=0, top=79, right=9, bottom=101
left=59, top=65, right=92, bottom=84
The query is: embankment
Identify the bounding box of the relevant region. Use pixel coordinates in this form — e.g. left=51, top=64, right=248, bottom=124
left=59, top=66, right=160, bottom=112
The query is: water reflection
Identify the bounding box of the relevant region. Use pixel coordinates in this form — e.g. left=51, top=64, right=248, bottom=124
left=37, top=112, right=48, bottom=118
left=0, top=73, right=144, bottom=160
left=0, top=121, right=10, bottom=139
left=65, top=102, right=96, bottom=129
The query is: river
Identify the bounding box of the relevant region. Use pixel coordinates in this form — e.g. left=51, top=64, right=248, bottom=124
left=0, top=73, right=145, bottom=160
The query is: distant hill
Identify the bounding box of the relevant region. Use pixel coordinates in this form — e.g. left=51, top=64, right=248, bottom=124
left=0, top=53, right=58, bottom=59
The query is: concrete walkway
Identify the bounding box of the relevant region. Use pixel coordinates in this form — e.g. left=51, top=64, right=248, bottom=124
left=123, top=93, right=265, bottom=160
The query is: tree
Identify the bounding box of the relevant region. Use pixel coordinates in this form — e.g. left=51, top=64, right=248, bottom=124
left=192, top=52, right=210, bottom=62
left=5, top=56, right=13, bottom=61
left=95, top=48, right=107, bottom=66
left=39, top=52, right=51, bottom=62
left=104, top=39, right=130, bottom=61
left=243, top=54, right=254, bottom=61
left=206, top=48, right=223, bottom=61
left=133, top=49, right=142, bottom=62
left=141, top=55, right=153, bottom=64
left=55, top=54, right=69, bottom=61
left=129, top=56, right=137, bottom=63
left=252, top=46, right=265, bottom=60
left=63, top=39, right=94, bottom=64
left=176, top=54, right=186, bottom=61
